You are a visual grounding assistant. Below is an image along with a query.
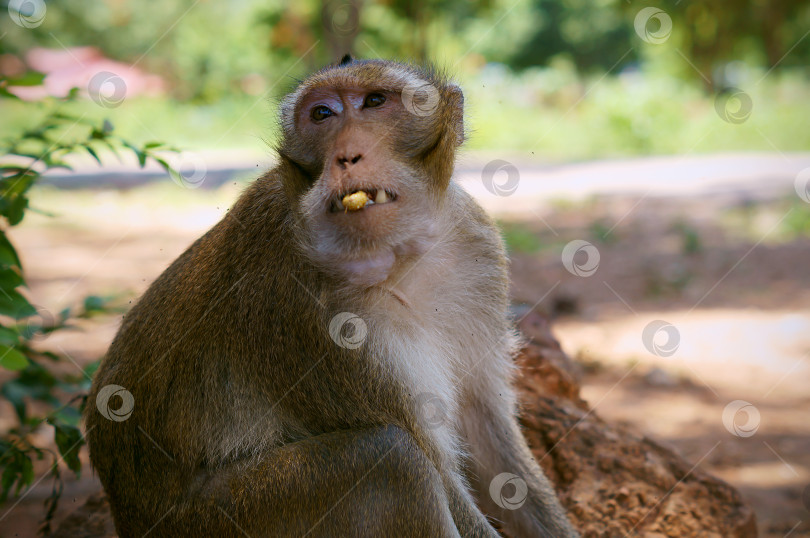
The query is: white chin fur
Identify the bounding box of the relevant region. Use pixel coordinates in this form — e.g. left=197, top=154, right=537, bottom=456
left=336, top=250, right=396, bottom=287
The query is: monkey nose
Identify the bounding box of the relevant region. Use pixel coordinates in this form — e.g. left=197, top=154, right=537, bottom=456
left=336, top=152, right=363, bottom=169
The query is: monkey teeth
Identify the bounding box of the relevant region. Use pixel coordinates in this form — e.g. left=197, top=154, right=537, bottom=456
left=331, top=189, right=396, bottom=213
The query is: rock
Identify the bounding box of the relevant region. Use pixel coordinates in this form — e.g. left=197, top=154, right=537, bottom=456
left=50, top=492, right=115, bottom=538
left=52, top=311, right=757, bottom=537
left=514, top=311, right=757, bottom=538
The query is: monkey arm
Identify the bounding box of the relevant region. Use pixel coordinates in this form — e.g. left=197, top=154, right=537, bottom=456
left=459, top=387, right=580, bottom=538
left=442, top=471, right=503, bottom=538
left=103, top=425, right=468, bottom=537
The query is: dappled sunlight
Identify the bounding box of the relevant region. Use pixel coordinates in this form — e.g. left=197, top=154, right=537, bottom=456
left=556, top=308, right=810, bottom=394
left=2, top=0, right=809, bottom=533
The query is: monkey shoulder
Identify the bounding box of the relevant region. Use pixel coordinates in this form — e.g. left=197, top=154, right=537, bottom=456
left=95, top=174, right=296, bottom=383
left=442, top=182, right=508, bottom=283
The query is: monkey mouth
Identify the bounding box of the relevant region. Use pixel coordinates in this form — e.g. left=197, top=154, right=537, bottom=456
left=329, top=188, right=398, bottom=213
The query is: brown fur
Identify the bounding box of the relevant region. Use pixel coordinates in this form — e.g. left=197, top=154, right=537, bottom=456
left=85, top=57, right=578, bottom=537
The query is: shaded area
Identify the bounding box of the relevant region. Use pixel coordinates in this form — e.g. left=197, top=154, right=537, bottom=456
left=49, top=311, right=758, bottom=537
left=1, top=161, right=808, bottom=536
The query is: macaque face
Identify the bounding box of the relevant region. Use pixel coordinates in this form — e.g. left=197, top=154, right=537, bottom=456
left=278, top=62, right=455, bottom=287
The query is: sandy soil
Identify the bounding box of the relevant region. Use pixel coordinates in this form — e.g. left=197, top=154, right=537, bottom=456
left=1, top=166, right=809, bottom=537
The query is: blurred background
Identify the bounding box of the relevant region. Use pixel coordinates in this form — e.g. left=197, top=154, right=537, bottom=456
left=0, top=0, right=809, bottom=536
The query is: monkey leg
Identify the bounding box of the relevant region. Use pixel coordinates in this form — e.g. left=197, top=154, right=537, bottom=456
left=128, top=425, right=481, bottom=538
left=460, top=392, right=580, bottom=538
left=444, top=472, right=503, bottom=538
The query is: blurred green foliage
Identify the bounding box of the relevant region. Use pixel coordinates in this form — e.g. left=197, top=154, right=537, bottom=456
left=783, top=200, right=810, bottom=239
left=2, top=67, right=808, bottom=158
left=0, top=76, right=178, bottom=532
left=0, top=0, right=808, bottom=156
left=499, top=220, right=545, bottom=254
left=4, top=0, right=808, bottom=93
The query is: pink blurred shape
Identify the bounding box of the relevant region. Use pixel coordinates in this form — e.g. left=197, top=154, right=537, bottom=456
left=8, top=46, right=165, bottom=101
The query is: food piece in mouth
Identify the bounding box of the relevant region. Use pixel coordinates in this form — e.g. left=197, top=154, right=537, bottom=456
left=342, top=191, right=370, bottom=211
left=331, top=189, right=396, bottom=213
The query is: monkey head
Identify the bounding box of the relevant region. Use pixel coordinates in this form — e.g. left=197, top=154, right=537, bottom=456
left=276, top=57, right=465, bottom=288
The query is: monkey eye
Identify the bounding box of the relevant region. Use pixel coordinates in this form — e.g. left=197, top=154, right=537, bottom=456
left=363, top=93, right=386, bottom=108
left=311, top=105, right=334, bottom=122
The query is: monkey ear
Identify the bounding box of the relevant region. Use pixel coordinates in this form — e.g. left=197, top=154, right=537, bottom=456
left=338, top=54, right=354, bottom=66
left=446, top=84, right=465, bottom=146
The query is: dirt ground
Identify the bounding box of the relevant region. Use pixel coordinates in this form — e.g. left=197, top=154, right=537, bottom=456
left=0, top=167, right=809, bottom=537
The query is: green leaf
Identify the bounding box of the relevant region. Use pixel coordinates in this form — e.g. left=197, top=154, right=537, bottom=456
left=1, top=458, right=17, bottom=499
left=6, top=151, right=39, bottom=160
left=50, top=110, right=80, bottom=122
left=0, top=289, right=35, bottom=318
left=53, top=406, right=82, bottom=426
left=0, top=166, right=29, bottom=174
left=0, top=448, right=35, bottom=500
left=0, top=232, right=21, bottom=268
left=0, top=345, right=28, bottom=371
left=20, top=456, right=34, bottom=489
left=0, top=86, right=22, bottom=100
left=21, top=130, right=47, bottom=142
left=101, top=140, right=121, bottom=162
left=83, top=295, right=107, bottom=313
left=84, top=145, right=101, bottom=165
left=122, top=141, right=147, bottom=168
left=83, top=297, right=103, bottom=310
left=3, top=71, right=46, bottom=87
left=6, top=195, right=28, bottom=226
left=26, top=206, right=58, bottom=218
left=1, top=170, right=37, bottom=199
left=39, top=351, right=62, bottom=362
left=81, top=359, right=101, bottom=384
left=154, top=157, right=179, bottom=180
left=0, top=267, right=24, bottom=289
left=41, top=155, right=73, bottom=171
left=2, top=361, right=60, bottom=422
left=0, top=326, right=19, bottom=346
left=1, top=380, right=28, bottom=422
left=51, top=422, right=84, bottom=475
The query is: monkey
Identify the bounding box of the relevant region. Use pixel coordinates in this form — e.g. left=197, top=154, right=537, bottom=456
left=85, top=55, right=579, bottom=538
